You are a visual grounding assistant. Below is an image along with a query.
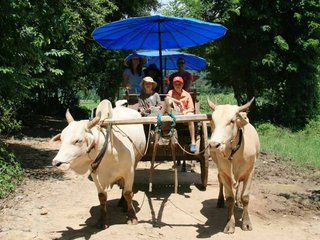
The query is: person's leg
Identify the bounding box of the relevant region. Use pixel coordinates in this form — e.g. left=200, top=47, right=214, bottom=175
left=186, top=112, right=196, bottom=152
left=188, top=121, right=195, bottom=145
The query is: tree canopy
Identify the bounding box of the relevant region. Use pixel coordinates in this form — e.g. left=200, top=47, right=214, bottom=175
left=162, top=0, right=320, bottom=127
left=0, top=0, right=319, bottom=133
left=0, top=0, right=159, bottom=130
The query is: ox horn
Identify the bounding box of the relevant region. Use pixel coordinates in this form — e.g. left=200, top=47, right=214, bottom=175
left=238, top=97, right=255, bottom=112
left=87, top=112, right=101, bottom=130
left=66, top=109, right=74, bottom=124
left=207, top=97, right=216, bottom=110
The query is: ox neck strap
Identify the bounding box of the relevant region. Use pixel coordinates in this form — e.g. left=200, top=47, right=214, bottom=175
left=228, top=128, right=243, bottom=161
left=91, top=124, right=111, bottom=172
left=156, top=112, right=176, bottom=138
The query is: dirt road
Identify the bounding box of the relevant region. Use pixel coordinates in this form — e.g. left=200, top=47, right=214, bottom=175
left=0, top=116, right=319, bottom=240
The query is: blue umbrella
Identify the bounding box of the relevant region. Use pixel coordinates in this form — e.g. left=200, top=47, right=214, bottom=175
left=92, top=15, right=227, bottom=92
left=126, top=50, right=206, bottom=71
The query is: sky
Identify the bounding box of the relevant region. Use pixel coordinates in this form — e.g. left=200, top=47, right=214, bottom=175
left=152, top=0, right=170, bottom=15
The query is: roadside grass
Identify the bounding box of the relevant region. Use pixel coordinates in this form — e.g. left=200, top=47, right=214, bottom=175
left=256, top=122, right=320, bottom=168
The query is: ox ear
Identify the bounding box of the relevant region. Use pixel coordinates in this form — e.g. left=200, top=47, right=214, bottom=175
left=96, top=99, right=113, bottom=120
left=207, top=97, right=216, bottom=110
left=236, top=112, right=249, bottom=128
left=50, top=133, right=61, bottom=143
left=65, top=109, right=74, bottom=124
left=87, top=112, right=101, bottom=130
left=238, top=97, right=255, bottom=112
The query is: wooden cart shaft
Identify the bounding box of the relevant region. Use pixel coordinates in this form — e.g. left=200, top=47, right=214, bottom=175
left=100, top=113, right=212, bottom=126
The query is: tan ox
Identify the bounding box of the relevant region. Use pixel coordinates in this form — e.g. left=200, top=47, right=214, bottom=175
left=207, top=98, right=260, bottom=234
left=51, top=100, right=146, bottom=229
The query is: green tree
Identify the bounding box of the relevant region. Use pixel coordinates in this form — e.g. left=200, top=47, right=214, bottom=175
left=163, top=0, right=320, bottom=127
left=210, top=0, right=320, bottom=127
left=1, top=0, right=160, bottom=119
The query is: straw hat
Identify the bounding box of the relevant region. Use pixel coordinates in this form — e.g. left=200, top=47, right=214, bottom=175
left=124, top=53, right=147, bottom=67
left=140, top=76, right=157, bottom=89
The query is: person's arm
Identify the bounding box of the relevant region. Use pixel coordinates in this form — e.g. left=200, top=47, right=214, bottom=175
left=154, top=93, right=162, bottom=108
left=166, top=95, right=183, bottom=109
left=122, top=69, right=131, bottom=89
left=138, top=97, right=151, bottom=116
left=183, top=93, right=195, bottom=114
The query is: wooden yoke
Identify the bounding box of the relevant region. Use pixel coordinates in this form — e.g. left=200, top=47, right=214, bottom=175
left=100, top=114, right=212, bottom=127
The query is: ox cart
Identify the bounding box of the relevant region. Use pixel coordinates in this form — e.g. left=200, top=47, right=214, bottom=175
left=99, top=92, right=212, bottom=193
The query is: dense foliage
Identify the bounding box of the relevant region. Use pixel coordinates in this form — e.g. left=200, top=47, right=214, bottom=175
left=162, top=0, right=320, bottom=128
left=0, top=0, right=159, bottom=119
left=0, top=0, right=159, bottom=197
left=0, top=142, right=24, bottom=198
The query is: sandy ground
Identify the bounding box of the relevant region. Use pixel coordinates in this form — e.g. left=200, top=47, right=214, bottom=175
left=0, top=116, right=319, bottom=240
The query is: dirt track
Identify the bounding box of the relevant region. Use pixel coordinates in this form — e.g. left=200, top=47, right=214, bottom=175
left=0, top=116, right=319, bottom=240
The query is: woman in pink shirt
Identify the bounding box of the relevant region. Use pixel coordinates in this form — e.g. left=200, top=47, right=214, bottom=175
left=167, top=76, right=196, bottom=152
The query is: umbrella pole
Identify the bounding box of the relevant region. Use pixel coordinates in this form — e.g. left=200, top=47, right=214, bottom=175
left=157, top=20, right=164, bottom=94
left=164, top=57, right=167, bottom=89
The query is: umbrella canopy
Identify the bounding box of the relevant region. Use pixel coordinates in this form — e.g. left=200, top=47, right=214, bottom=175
left=126, top=50, right=206, bottom=71
left=92, top=15, right=227, bottom=92
left=92, top=15, right=227, bottom=50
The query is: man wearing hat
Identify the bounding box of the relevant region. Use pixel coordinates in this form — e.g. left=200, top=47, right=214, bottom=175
left=168, top=57, right=193, bottom=92
left=138, top=76, right=162, bottom=117
left=122, top=54, right=147, bottom=94
left=166, top=76, right=196, bottom=152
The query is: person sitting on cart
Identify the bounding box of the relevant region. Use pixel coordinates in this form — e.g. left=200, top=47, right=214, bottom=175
left=138, top=76, right=162, bottom=117
left=166, top=76, right=196, bottom=153
left=143, top=64, right=162, bottom=93
left=168, top=57, right=193, bottom=92
left=122, top=54, right=146, bottom=94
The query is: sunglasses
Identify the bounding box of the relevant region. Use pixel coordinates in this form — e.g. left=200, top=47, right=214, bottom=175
left=177, top=62, right=185, bottom=65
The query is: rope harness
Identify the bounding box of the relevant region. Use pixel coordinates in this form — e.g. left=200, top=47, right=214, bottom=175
left=155, top=111, right=209, bottom=156
left=156, top=112, right=176, bottom=138
left=90, top=124, right=111, bottom=173
left=228, top=128, right=243, bottom=161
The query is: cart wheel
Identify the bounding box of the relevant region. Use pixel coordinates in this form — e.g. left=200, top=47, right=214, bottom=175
left=200, top=121, right=209, bottom=189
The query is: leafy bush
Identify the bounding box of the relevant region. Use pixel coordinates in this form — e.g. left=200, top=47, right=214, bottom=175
left=0, top=142, right=24, bottom=198
left=304, top=115, right=320, bottom=136
left=256, top=122, right=278, bottom=135
left=198, top=88, right=236, bottom=114
left=0, top=100, right=21, bottom=136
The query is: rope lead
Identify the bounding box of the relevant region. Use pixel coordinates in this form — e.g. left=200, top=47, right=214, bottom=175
left=156, top=112, right=176, bottom=138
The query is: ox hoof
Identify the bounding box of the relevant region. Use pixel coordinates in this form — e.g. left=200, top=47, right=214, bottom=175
left=127, top=217, right=138, bottom=225
left=223, top=222, right=235, bottom=234
left=242, top=220, right=252, bottom=231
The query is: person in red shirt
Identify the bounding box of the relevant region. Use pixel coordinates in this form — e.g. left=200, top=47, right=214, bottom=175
left=167, top=76, right=196, bottom=152
left=168, top=57, right=193, bottom=92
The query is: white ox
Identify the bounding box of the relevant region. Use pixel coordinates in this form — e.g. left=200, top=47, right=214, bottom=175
left=51, top=99, right=146, bottom=229
left=207, top=98, right=260, bottom=234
